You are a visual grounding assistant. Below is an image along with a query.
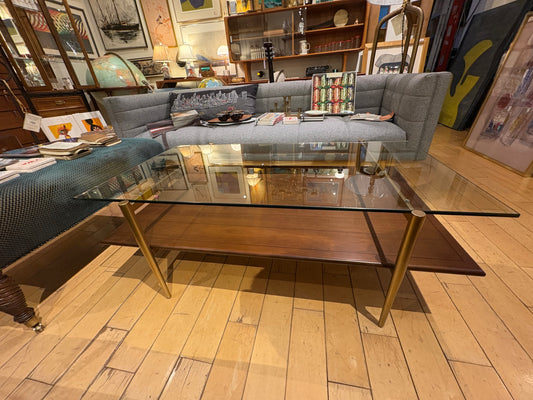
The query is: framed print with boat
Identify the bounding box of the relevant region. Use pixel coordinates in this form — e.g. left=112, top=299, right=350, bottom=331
left=88, top=0, right=147, bottom=51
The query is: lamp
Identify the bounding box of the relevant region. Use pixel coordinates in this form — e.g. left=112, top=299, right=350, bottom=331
left=217, top=45, right=230, bottom=75
left=153, top=44, right=171, bottom=79
left=367, top=0, right=423, bottom=75
left=246, top=169, right=261, bottom=187
left=178, top=44, right=196, bottom=77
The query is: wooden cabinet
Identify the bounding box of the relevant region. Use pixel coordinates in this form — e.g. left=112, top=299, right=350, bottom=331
left=31, top=93, right=89, bottom=117
left=225, top=0, right=369, bottom=81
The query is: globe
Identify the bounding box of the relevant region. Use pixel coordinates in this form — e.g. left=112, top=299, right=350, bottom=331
left=87, top=53, right=146, bottom=87
left=198, top=77, right=225, bottom=88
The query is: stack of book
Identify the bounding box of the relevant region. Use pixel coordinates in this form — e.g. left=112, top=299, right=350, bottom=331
left=0, top=170, right=20, bottom=184
left=78, top=129, right=121, bottom=146
left=6, top=157, right=56, bottom=173
left=256, top=112, right=285, bottom=126
left=38, top=142, right=92, bottom=160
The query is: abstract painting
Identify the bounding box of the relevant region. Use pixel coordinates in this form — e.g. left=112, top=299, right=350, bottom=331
left=174, top=0, right=221, bottom=22
left=89, top=0, right=147, bottom=51
left=139, top=0, right=177, bottom=47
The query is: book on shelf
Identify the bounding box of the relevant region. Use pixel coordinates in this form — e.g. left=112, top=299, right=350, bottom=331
left=78, top=129, right=121, bottom=146
left=6, top=157, right=56, bottom=172
left=0, top=145, right=42, bottom=158
left=256, top=112, right=285, bottom=126
left=0, top=170, right=20, bottom=184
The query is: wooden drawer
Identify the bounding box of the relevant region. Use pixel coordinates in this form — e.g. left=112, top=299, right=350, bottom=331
left=0, top=109, right=24, bottom=130
left=31, top=95, right=87, bottom=114
left=0, top=91, right=28, bottom=111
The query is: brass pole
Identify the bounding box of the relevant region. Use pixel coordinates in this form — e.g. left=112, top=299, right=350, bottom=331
left=378, top=209, right=426, bottom=326
left=118, top=201, right=172, bottom=298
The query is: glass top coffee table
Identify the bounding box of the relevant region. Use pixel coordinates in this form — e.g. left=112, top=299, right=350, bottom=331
left=76, top=142, right=518, bottom=326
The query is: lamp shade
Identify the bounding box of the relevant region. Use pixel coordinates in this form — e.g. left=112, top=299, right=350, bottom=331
left=153, top=44, right=170, bottom=62
left=178, top=44, right=195, bottom=61
left=217, top=45, right=229, bottom=57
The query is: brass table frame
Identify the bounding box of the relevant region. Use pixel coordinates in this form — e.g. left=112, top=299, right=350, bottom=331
left=118, top=201, right=426, bottom=327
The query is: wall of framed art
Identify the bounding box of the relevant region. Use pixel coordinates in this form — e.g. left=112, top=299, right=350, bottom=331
left=464, top=12, right=533, bottom=177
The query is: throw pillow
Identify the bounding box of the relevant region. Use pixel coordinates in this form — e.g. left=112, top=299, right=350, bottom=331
left=169, top=84, right=258, bottom=121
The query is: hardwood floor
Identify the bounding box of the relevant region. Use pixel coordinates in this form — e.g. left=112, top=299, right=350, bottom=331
left=1, top=125, right=532, bottom=400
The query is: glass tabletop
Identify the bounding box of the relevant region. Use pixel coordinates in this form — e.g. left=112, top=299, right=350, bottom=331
left=75, top=142, right=518, bottom=217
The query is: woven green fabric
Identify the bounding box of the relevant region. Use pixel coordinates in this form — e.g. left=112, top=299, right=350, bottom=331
left=0, top=138, right=163, bottom=269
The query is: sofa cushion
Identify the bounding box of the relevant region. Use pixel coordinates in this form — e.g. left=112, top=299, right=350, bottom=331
left=169, top=84, right=258, bottom=120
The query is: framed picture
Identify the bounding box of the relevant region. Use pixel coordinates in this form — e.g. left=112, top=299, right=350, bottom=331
left=184, top=151, right=208, bottom=183
left=72, top=111, right=108, bottom=133
left=40, top=115, right=83, bottom=141
left=130, top=57, right=164, bottom=76
left=464, top=13, right=533, bottom=176
left=303, top=176, right=344, bottom=207
left=362, top=37, right=429, bottom=75
left=139, top=0, right=177, bottom=47
left=173, top=0, right=221, bottom=22
left=208, top=166, right=249, bottom=203
left=180, top=20, right=226, bottom=61
left=45, top=1, right=99, bottom=58
left=88, top=0, right=147, bottom=51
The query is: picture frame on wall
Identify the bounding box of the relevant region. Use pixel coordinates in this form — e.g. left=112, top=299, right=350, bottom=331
left=139, top=0, right=177, bottom=47
left=46, top=1, right=99, bottom=57
left=88, top=0, right=147, bottom=51
left=130, top=57, right=164, bottom=76
left=464, top=13, right=533, bottom=177
left=180, top=20, right=226, bottom=62
left=173, top=0, right=221, bottom=23
left=361, top=37, right=430, bottom=75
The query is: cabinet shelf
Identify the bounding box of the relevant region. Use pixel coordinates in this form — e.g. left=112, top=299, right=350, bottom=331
left=224, top=0, right=368, bottom=81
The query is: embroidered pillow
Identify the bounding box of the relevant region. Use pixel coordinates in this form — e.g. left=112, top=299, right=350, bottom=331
left=169, top=84, right=258, bottom=121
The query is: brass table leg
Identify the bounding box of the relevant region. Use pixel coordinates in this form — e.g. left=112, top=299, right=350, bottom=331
left=378, top=210, right=426, bottom=327
left=119, top=201, right=172, bottom=298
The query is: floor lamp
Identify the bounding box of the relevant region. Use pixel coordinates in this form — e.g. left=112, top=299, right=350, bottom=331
left=367, top=0, right=424, bottom=75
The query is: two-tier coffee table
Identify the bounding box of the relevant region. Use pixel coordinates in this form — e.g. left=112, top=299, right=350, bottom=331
left=76, top=142, right=518, bottom=326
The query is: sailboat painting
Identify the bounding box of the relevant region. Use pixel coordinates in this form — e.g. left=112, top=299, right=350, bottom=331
left=89, top=0, right=147, bottom=50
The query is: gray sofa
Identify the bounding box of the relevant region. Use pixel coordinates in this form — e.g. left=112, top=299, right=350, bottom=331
left=103, top=72, right=452, bottom=160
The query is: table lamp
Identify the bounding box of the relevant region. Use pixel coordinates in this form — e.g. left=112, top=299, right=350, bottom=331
left=153, top=44, right=171, bottom=79
left=217, top=45, right=230, bottom=75
left=178, top=44, right=196, bottom=77
left=366, top=0, right=423, bottom=74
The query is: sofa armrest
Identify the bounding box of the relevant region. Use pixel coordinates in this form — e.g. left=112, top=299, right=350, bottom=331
left=381, top=72, right=452, bottom=159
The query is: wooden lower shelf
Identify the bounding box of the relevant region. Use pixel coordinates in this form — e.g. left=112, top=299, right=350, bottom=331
left=104, top=204, right=484, bottom=276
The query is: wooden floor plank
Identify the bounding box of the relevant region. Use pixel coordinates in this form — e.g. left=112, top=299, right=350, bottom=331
left=242, top=273, right=294, bottom=400
left=120, top=255, right=212, bottom=400
left=323, top=271, right=369, bottom=388
left=285, top=308, right=328, bottom=400
left=106, top=255, right=199, bottom=373
left=409, top=271, right=490, bottom=365
left=350, top=266, right=397, bottom=337
left=362, top=333, right=418, bottom=400
left=451, top=361, right=513, bottom=400
left=202, top=322, right=257, bottom=400
left=446, top=283, right=533, bottom=400
left=328, top=382, right=372, bottom=400
left=159, top=358, right=211, bottom=400
left=229, top=261, right=271, bottom=325
left=42, top=327, right=126, bottom=400
left=180, top=261, right=245, bottom=363
left=294, top=261, right=324, bottom=311
left=469, top=264, right=533, bottom=358
left=81, top=368, right=133, bottom=400
left=6, top=379, right=51, bottom=400
left=29, top=256, right=151, bottom=384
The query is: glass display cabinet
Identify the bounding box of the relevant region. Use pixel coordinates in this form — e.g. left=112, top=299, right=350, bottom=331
left=224, top=0, right=368, bottom=81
